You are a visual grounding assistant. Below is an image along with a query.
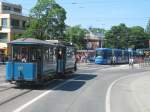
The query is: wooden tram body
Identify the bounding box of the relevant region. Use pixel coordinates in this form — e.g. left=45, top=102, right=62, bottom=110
left=6, top=38, right=76, bottom=85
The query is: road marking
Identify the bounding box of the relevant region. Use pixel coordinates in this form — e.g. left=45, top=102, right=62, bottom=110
left=105, top=71, right=149, bottom=112
left=13, top=75, right=83, bottom=112
left=14, top=64, right=138, bottom=112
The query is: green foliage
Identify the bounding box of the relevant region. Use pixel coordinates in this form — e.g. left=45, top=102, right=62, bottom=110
left=65, top=25, right=86, bottom=49
left=129, top=26, right=149, bottom=48
left=104, top=23, right=128, bottom=48
left=88, top=27, right=105, bottom=34
left=22, top=0, right=66, bottom=40
left=13, top=33, right=23, bottom=40
left=104, top=23, right=149, bottom=49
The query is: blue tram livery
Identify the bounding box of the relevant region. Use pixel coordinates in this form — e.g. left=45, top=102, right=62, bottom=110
left=95, top=48, right=129, bottom=64
left=6, top=38, right=77, bottom=85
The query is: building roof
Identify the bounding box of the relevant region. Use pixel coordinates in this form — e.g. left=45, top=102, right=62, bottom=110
left=46, top=40, right=59, bottom=44
left=85, top=32, right=104, bottom=40
left=8, top=38, right=54, bottom=45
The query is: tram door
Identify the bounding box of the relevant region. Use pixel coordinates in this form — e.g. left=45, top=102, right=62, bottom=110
left=56, top=46, right=66, bottom=74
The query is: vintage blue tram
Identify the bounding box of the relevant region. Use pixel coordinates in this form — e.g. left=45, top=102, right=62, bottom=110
left=95, top=48, right=129, bottom=64
left=6, top=38, right=77, bottom=85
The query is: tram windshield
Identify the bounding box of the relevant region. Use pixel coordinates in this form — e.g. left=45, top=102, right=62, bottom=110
left=96, top=50, right=104, bottom=58
left=12, top=45, right=41, bottom=63
left=13, top=46, right=29, bottom=62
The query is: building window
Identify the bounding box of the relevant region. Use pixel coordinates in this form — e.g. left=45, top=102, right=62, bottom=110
left=2, top=5, right=11, bottom=11
left=22, top=21, right=26, bottom=28
left=2, top=18, right=8, bottom=28
left=0, top=33, right=8, bottom=42
left=11, top=19, right=20, bottom=29
left=13, top=8, right=21, bottom=13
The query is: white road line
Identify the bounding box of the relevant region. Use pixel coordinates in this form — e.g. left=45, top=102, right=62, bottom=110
left=13, top=75, right=82, bottom=112
left=105, top=72, right=148, bottom=112
left=14, top=65, right=124, bottom=112
left=13, top=64, right=139, bottom=112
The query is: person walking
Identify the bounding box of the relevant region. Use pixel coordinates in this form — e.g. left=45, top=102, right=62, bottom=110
left=129, top=57, right=134, bottom=68
left=112, top=56, right=116, bottom=65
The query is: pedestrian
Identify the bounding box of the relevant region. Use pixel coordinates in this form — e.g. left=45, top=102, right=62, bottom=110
left=2, top=55, right=5, bottom=64
left=129, top=57, right=134, bottom=68
left=112, top=56, right=116, bottom=65
left=57, top=49, right=64, bottom=73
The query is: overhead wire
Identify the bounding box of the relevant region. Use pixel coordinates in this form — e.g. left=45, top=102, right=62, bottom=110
left=0, top=0, right=149, bottom=21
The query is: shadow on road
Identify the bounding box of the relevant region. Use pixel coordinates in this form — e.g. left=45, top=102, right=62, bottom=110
left=72, top=74, right=97, bottom=81
left=54, top=74, right=97, bottom=91
left=54, top=80, right=85, bottom=91
left=10, top=73, right=97, bottom=91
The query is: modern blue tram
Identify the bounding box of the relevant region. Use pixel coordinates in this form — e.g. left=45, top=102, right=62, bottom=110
left=95, top=48, right=129, bottom=64
left=6, top=38, right=77, bottom=85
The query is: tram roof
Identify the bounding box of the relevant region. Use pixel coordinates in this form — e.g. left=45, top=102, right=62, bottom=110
left=8, top=38, right=55, bottom=45
left=96, top=48, right=112, bottom=50
left=96, top=48, right=128, bottom=51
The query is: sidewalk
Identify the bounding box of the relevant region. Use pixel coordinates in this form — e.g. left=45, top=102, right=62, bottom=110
left=109, top=66, right=150, bottom=112
left=131, top=73, right=150, bottom=111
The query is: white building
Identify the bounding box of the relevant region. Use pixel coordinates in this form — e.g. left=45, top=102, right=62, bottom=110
left=0, top=2, right=28, bottom=56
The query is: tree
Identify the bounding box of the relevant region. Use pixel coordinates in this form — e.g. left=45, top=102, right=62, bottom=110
left=104, top=23, right=128, bottom=48
left=22, top=0, right=66, bottom=40
left=65, top=25, right=86, bottom=49
left=129, top=26, right=149, bottom=49
left=88, top=27, right=105, bottom=34
left=104, top=23, right=150, bottom=49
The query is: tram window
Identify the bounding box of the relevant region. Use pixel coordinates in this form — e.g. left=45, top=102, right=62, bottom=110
left=66, top=48, right=71, bottom=57
left=30, top=47, right=41, bottom=62
left=13, top=46, right=29, bottom=62
left=43, top=47, right=49, bottom=61
left=106, top=50, right=112, bottom=57
left=96, top=51, right=104, bottom=57
left=103, top=51, right=107, bottom=59
left=66, top=47, right=74, bottom=58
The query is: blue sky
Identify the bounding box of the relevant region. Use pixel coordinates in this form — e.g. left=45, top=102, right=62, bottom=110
left=4, top=0, right=150, bottom=29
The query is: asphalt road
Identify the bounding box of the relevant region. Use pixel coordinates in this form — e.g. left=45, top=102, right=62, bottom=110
left=0, top=63, right=149, bottom=112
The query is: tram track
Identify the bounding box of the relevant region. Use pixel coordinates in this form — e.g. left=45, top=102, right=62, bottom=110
left=0, top=73, right=82, bottom=107
left=0, top=89, right=32, bottom=106
left=0, top=64, right=110, bottom=107
left=0, top=86, right=14, bottom=92
left=0, top=79, right=68, bottom=106
left=0, top=86, right=33, bottom=106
